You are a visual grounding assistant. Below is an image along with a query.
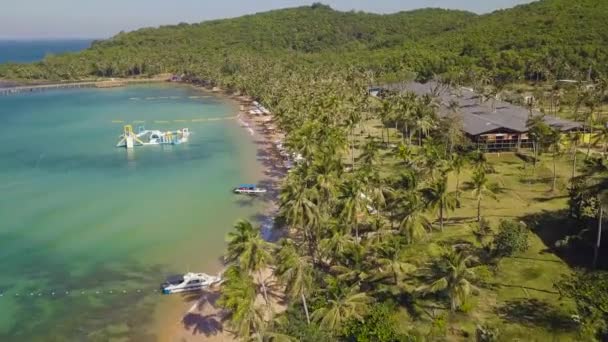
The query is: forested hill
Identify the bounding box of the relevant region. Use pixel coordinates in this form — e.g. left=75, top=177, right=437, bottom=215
left=422, top=0, right=608, bottom=80
left=96, top=5, right=475, bottom=53
left=1, top=0, right=607, bottom=82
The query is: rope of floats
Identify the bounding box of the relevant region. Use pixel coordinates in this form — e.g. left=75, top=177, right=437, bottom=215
left=110, top=115, right=238, bottom=124
left=0, top=284, right=224, bottom=301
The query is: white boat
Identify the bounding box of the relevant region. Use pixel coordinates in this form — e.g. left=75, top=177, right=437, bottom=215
left=160, top=272, right=221, bottom=294
left=233, top=184, right=268, bottom=195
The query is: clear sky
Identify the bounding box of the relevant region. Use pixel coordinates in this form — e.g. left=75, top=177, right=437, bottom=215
left=0, top=0, right=536, bottom=39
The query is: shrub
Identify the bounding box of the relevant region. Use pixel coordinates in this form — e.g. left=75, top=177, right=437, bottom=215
left=343, top=302, right=410, bottom=342
left=459, top=299, right=476, bottom=314
left=475, top=324, right=499, bottom=342
left=493, top=220, right=529, bottom=258
left=278, top=305, right=334, bottom=342
left=472, top=218, right=492, bottom=245
left=427, top=313, right=448, bottom=340
left=568, top=178, right=599, bottom=221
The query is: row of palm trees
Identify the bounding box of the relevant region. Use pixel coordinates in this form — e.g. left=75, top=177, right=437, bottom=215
left=192, top=57, right=607, bottom=339
left=212, top=67, right=508, bottom=340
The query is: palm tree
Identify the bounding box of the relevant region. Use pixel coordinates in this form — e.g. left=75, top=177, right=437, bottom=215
left=280, top=178, right=320, bottom=258
left=420, top=138, right=449, bottom=181
left=218, top=265, right=265, bottom=339
left=569, top=132, right=582, bottom=180
left=339, top=175, right=368, bottom=241
left=451, top=153, right=467, bottom=199
left=582, top=157, right=608, bottom=269
left=546, top=127, right=563, bottom=192
left=417, top=250, right=478, bottom=312
left=471, top=169, right=499, bottom=222
left=400, top=202, right=432, bottom=243
left=225, top=220, right=274, bottom=304
left=274, top=239, right=314, bottom=324
left=330, top=242, right=369, bottom=286
left=380, top=94, right=396, bottom=145
left=413, top=99, right=436, bottom=146
left=285, top=121, right=320, bottom=163
left=526, top=114, right=551, bottom=175
left=394, top=142, right=415, bottom=166
left=319, top=225, right=356, bottom=265
left=592, top=120, right=608, bottom=156
left=346, top=109, right=362, bottom=169
left=374, top=239, right=416, bottom=287
left=468, top=150, right=489, bottom=173
left=440, top=104, right=464, bottom=155
left=358, top=138, right=380, bottom=172
left=423, top=175, right=460, bottom=231
left=311, top=285, right=373, bottom=331
left=594, top=203, right=604, bottom=270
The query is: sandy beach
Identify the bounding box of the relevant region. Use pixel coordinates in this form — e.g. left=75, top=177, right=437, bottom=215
left=158, top=85, right=288, bottom=342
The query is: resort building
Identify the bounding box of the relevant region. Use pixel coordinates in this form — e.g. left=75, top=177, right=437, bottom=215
left=380, top=81, right=584, bottom=151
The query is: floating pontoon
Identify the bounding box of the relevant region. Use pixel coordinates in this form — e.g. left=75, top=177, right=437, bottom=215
left=116, top=125, right=191, bottom=148
left=160, top=272, right=222, bottom=294
left=233, top=184, right=268, bottom=195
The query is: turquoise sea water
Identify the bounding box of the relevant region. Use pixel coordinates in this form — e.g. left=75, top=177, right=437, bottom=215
left=0, top=84, right=264, bottom=340
left=0, top=40, right=92, bottom=64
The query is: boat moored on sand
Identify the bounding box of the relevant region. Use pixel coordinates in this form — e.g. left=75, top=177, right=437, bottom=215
left=160, top=272, right=222, bottom=294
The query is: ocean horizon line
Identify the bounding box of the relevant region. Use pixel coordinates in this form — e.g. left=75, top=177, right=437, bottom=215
left=0, top=37, right=105, bottom=41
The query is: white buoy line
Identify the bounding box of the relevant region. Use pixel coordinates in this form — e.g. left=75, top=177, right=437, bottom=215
left=0, top=287, right=165, bottom=300
left=128, top=95, right=210, bottom=101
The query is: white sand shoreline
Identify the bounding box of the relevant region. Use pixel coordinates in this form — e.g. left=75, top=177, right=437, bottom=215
left=158, top=83, right=288, bottom=341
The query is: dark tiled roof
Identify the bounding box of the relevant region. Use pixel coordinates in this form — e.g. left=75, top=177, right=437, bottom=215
left=398, top=81, right=583, bottom=136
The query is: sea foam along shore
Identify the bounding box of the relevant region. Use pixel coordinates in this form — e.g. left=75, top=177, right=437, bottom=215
left=162, top=82, right=289, bottom=342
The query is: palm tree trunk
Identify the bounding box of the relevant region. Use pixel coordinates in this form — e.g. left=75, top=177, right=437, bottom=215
left=477, top=196, right=482, bottom=222
left=571, top=145, right=577, bottom=180
left=301, top=293, right=311, bottom=325
left=593, top=207, right=603, bottom=269
left=394, top=121, right=398, bottom=142
left=456, top=173, right=461, bottom=199
left=354, top=217, right=359, bottom=243
left=587, top=123, right=592, bottom=158
left=552, top=153, right=557, bottom=192
left=532, top=142, right=538, bottom=177
left=258, top=269, right=269, bottom=305
left=439, top=201, right=444, bottom=231
left=351, top=127, right=355, bottom=169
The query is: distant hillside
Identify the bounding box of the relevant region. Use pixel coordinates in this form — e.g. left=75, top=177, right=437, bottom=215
left=422, top=0, right=608, bottom=80
left=0, top=0, right=606, bottom=82
left=94, top=5, right=474, bottom=54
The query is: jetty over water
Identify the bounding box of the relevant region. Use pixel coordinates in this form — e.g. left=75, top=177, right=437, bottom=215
left=0, top=78, right=165, bottom=96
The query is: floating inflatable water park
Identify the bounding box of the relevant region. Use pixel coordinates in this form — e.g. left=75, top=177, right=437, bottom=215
left=116, top=125, right=191, bottom=148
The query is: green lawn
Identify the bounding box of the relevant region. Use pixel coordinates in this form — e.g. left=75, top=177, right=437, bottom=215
left=347, top=118, right=591, bottom=340
left=411, top=154, right=582, bottom=340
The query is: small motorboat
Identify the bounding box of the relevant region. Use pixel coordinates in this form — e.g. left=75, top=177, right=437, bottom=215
left=160, top=272, right=222, bottom=294
left=233, top=184, right=267, bottom=195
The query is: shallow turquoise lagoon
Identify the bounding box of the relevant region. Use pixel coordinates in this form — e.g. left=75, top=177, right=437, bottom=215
left=0, top=84, right=263, bottom=340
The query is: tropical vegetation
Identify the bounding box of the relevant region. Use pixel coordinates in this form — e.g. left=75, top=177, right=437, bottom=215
left=3, top=0, right=608, bottom=340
